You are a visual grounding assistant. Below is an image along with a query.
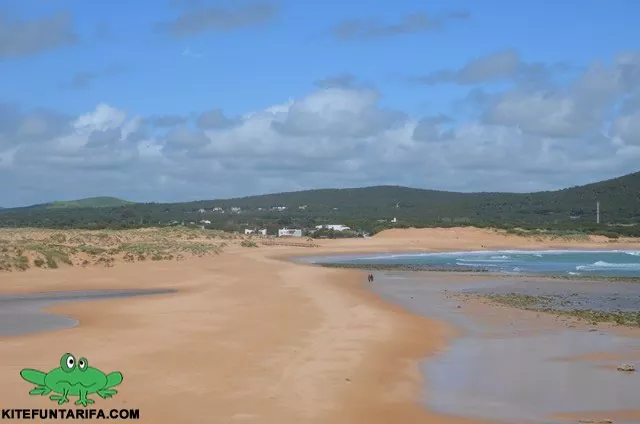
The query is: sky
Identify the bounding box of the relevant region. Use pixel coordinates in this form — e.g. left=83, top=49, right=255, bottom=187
left=1, top=0, right=639, bottom=207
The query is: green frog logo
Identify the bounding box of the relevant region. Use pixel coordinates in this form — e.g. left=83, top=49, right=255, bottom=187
left=20, top=353, right=123, bottom=407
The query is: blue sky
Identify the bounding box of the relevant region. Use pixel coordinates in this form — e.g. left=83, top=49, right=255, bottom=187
left=1, top=0, right=639, bottom=206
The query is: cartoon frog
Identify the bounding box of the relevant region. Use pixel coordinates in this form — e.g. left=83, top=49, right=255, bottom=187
left=20, top=353, right=123, bottom=407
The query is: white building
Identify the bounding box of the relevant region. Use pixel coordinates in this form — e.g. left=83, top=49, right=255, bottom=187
left=278, top=228, right=302, bottom=237
left=245, top=229, right=267, bottom=235
left=200, top=220, right=211, bottom=224
left=315, top=224, right=351, bottom=232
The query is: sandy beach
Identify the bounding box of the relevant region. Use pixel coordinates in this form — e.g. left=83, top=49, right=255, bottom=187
left=1, top=227, right=640, bottom=423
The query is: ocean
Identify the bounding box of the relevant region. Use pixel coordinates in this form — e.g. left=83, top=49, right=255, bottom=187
left=310, top=249, right=640, bottom=277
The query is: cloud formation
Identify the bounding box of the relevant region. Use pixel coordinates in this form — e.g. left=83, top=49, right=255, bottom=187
left=0, top=11, right=77, bottom=58
left=408, top=49, right=572, bottom=87
left=60, top=65, right=126, bottom=90
left=156, top=2, right=278, bottom=37
left=2, top=50, right=640, bottom=207
left=331, top=11, right=470, bottom=40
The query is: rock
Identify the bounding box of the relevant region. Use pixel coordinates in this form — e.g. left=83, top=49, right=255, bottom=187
left=616, top=364, right=635, bottom=372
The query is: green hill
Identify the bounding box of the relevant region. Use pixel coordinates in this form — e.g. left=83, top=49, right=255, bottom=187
left=1, top=171, right=639, bottom=235
left=45, top=197, right=134, bottom=209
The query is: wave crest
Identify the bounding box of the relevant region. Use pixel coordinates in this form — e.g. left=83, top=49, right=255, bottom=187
left=576, top=261, right=640, bottom=271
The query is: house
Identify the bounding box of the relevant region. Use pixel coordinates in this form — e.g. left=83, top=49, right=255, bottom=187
left=245, top=228, right=267, bottom=235
left=271, top=206, right=287, bottom=212
left=198, top=208, right=206, bottom=213
left=278, top=228, right=302, bottom=237
left=199, top=219, right=211, bottom=224
left=212, top=207, right=223, bottom=212
left=244, top=229, right=255, bottom=235
left=230, top=207, right=241, bottom=213
left=315, top=224, right=351, bottom=232
left=298, top=205, right=308, bottom=210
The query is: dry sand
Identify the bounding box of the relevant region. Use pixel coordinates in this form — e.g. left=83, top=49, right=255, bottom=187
left=1, top=227, right=639, bottom=423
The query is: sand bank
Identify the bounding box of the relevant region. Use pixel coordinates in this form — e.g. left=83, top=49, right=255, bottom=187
left=1, top=227, right=639, bottom=423
left=0, top=240, right=490, bottom=423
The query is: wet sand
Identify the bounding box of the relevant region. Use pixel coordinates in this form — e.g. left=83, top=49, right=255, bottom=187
left=368, top=272, right=640, bottom=424
left=0, top=289, right=174, bottom=337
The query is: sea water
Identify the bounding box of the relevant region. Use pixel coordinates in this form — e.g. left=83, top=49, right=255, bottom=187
left=365, top=273, right=640, bottom=423
left=309, top=249, right=640, bottom=277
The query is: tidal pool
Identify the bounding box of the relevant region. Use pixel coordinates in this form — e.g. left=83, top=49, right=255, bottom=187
left=0, top=289, right=175, bottom=337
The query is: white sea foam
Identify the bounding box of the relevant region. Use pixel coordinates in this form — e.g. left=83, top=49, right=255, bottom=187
left=576, top=261, right=640, bottom=271
left=457, top=257, right=512, bottom=263
left=324, top=249, right=640, bottom=262
left=456, top=262, right=499, bottom=268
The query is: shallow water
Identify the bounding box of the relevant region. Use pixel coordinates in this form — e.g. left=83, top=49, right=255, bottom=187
left=0, top=289, right=175, bottom=337
left=309, top=249, right=640, bottom=277
left=369, top=274, right=640, bottom=424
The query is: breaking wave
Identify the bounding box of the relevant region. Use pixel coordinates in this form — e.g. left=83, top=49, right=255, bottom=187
left=576, top=261, right=640, bottom=272
left=309, top=249, right=640, bottom=277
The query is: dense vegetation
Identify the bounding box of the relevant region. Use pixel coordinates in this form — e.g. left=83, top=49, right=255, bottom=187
left=1, top=171, right=640, bottom=236
left=28, top=196, right=133, bottom=210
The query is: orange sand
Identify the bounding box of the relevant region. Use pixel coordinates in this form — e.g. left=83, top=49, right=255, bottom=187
left=1, top=227, right=639, bottom=423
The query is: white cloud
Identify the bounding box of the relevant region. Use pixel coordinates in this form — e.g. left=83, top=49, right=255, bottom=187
left=481, top=52, right=640, bottom=139
left=1, top=62, right=640, bottom=206
left=611, top=109, right=640, bottom=145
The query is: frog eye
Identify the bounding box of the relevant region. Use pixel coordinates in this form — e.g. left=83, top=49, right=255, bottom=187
left=60, top=353, right=76, bottom=372
left=78, top=357, right=88, bottom=372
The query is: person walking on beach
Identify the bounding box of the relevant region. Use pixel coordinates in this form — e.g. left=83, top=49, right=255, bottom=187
left=367, top=272, right=374, bottom=283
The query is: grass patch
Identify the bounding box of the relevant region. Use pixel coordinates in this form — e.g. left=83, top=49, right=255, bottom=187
left=14, top=255, right=30, bottom=271
left=24, top=244, right=72, bottom=269
left=240, top=240, right=258, bottom=248
left=0, top=228, right=228, bottom=272
left=502, top=228, right=590, bottom=241
left=76, top=245, right=108, bottom=256
left=179, top=242, right=220, bottom=255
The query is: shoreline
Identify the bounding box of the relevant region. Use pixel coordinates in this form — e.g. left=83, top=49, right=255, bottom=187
left=0, top=246, right=495, bottom=424
left=3, top=227, right=640, bottom=423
